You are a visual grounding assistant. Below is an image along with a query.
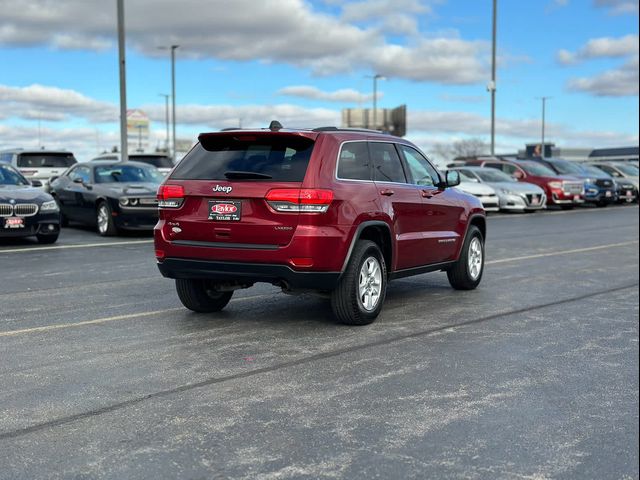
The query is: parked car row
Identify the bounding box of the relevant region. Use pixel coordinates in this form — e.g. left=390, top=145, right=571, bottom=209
left=448, top=156, right=638, bottom=211
left=1, top=143, right=637, bottom=246
left=0, top=149, right=176, bottom=243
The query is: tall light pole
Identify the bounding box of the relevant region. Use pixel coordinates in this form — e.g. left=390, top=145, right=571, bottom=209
left=116, top=0, right=128, bottom=162
left=368, top=74, right=385, bottom=130
left=159, top=45, right=179, bottom=161
left=537, top=96, right=551, bottom=158
left=159, top=93, right=170, bottom=152
left=490, top=0, right=497, bottom=156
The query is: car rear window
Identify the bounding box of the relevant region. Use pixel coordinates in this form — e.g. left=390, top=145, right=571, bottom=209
left=130, top=155, right=174, bottom=168
left=170, top=135, right=315, bottom=182
left=17, top=153, right=77, bottom=168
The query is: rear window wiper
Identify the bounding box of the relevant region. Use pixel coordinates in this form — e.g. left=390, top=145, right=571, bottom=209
left=224, top=171, right=272, bottom=179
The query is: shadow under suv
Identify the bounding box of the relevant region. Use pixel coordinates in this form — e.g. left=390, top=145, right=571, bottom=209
left=154, top=124, right=486, bottom=325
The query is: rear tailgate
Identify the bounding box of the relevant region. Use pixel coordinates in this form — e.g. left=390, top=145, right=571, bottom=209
left=17, top=153, right=77, bottom=180
left=159, top=132, right=317, bottom=247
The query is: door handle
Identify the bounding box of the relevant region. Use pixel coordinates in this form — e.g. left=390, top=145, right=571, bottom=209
left=380, top=189, right=395, bottom=196
left=421, top=190, right=436, bottom=198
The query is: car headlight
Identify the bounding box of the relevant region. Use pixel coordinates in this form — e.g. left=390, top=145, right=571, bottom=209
left=548, top=181, right=562, bottom=189
left=130, top=198, right=139, bottom=206
left=499, top=188, right=517, bottom=195
left=119, top=197, right=130, bottom=206
left=40, top=200, right=59, bottom=212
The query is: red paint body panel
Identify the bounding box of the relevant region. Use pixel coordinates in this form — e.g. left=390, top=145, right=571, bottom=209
left=155, top=129, right=485, bottom=288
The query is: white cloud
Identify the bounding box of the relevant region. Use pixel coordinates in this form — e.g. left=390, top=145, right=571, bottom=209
left=568, top=57, right=639, bottom=96
left=557, top=34, right=639, bottom=64
left=558, top=35, right=639, bottom=97
left=0, top=0, right=488, bottom=84
left=594, top=0, right=639, bottom=15
left=0, top=84, right=117, bottom=122
left=277, top=85, right=373, bottom=103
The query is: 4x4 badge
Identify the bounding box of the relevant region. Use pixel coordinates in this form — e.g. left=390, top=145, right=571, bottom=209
left=213, top=185, right=233, bottom=194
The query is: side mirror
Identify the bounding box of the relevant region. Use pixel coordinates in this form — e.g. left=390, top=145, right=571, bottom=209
left=513, top=170, right=524, bottom=179
left=73, top=177, right=84, bottom=184
left=31, top=179, right=43, bottom=187
left=444, top=170, right=460, bottom=187
left=49, top=176, right=59, bottom=184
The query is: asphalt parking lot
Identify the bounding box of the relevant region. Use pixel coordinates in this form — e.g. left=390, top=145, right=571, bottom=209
left=0, top=205, right=638, bottom=479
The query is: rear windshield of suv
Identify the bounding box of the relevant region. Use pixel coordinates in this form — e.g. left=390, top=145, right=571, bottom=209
left=170, top=135, right=314, bottom=182
left=130, top=155, right=174, bottom=168
left=17, top=153, right=77, bottom=168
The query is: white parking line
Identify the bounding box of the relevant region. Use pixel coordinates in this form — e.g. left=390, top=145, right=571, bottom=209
left=0, top=293, right=272, bottom=337
left=0, top=239, right=153, bottom=254
left=2, top=239, right=637, bottom=337
left=486, top=240, right=638, bottom=265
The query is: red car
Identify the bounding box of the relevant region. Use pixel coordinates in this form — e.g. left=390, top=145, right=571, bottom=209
left=464, top=158, right=584, bottom=209
left=154, top=124, right=486, bottom=325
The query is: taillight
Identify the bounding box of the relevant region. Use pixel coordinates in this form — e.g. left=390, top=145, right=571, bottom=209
left=157, top=184, right=184, bottom=208
left=266, top=189, right=334, bottom=213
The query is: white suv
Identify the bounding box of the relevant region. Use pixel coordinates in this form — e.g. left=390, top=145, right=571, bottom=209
left=0, top=149, right=77, bottom=187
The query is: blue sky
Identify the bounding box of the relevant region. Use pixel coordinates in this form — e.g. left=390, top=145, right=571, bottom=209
left=0, top=0, right=638, bottom=163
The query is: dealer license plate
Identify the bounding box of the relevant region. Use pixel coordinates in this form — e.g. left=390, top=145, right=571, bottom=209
left=208, top=200, right=241, bottom=221
left=4, top=217, right=24, bottom=229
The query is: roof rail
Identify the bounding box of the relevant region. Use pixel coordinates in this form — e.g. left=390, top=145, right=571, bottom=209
left=312, top=126, right=390, bottom=135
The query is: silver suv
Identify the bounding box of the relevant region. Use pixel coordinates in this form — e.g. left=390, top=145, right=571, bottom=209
left=0, top=149, right=77, bottom=187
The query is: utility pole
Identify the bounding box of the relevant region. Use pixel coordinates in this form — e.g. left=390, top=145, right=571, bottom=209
left=372, top=74, right=384, bottom=130
left=538, top=96, right=551, bottom=158
left=159, top=93, right=170, bottom=152
left=170, top=45, right=179, bottom=162
left=159, top=45, right=179, bottom=161
left=116, top=0, right=128, bottom=162
left=490, top=0, right=497, bottom=156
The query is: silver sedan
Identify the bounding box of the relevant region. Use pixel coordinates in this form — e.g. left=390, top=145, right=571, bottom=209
left=454, top=166, right=547, bottom=212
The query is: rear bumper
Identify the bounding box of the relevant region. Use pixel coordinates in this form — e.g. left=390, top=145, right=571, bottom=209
left=157, top=258, right=340, bottom=291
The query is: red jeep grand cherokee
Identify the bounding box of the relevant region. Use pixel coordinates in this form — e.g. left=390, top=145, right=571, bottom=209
left=154, top=124, right=486, bottom=325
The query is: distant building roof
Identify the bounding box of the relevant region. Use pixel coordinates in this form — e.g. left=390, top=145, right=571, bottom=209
left=589, top=146, right=639, bottom=157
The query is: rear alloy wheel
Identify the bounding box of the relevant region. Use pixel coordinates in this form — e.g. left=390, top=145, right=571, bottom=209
left=175, top=279, right=233, bottom=313
left=96, top=202, right=118, bottom=236
left=447, top=225, right=484, bottom=290
left=331, top=240, right=387, bottom=325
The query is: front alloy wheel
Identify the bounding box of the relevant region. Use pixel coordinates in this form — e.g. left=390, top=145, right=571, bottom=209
left=96, top=202, right=118, bottom=236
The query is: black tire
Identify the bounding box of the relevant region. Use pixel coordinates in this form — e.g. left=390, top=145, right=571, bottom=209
left=447, top=225, right=484, bottom=290
left=175, top=279, right=233, bottom=313
left=36, top=233, right=59, bottom=244
left=96, top=201, right=118, bottom=236
left=331, top=240, right=387, bottom=326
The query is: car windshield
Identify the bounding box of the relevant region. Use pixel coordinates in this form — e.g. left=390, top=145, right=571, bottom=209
left=0, top=165, right=29, bottom=185
left=549, top=160, right=584, bottom=175
left=614, top=163, right=639, bottom=176
left=519, top=161, right=556, bottom=176
left=94, top=164, right=164, bottom=184
left=130, top=155, right=174, bottom=168
left=581, top=165, right=610, bottom=177
left=17, top=153, right=77, bottom=168
left=474, top=169, right=513, bottom=182
left=458, top=171, right=477, bottom=182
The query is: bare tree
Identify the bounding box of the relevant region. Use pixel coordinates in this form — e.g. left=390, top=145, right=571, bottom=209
left=450, top=138, right=489, bottom=159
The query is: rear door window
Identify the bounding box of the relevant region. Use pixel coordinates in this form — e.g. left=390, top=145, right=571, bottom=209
left=370, top=142, right=407, bottom=183
left=337, top=141, right=371, bottom=181
left=17, top=153, right=77, bottom=168
left=170, top=135, right=314, bottom=181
